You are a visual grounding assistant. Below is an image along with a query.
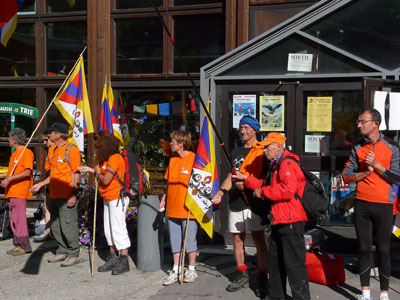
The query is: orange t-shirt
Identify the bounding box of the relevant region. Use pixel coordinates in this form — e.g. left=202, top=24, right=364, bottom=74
left=5, top=148, right=34, bottom=199
left=164, top=152, right=195, bottom=219
left=99, top=154, right=125, bottom=202
left=49, top=142, right=81, bottom=199
left=45, top=145, right=56, bottom=172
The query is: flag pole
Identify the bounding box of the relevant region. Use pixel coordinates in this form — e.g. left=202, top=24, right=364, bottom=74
left=150, top=1, right=235, bottom=172
left=180, top=211, right=191, bottom=285
left=91, top=177, right=99, bottom=277
left=9, top=46, right=88, bottom=176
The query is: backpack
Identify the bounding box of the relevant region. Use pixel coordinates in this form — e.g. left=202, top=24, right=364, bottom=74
left=275, top=156, right=328, bottom=221
left=0, top=201, right=12, bottom=240
left=120, top=148, right=143, bottom=199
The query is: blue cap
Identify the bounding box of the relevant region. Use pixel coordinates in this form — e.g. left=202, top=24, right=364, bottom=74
left=239, top=115, right=260, bottom=133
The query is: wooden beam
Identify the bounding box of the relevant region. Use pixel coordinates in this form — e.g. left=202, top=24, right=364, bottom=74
left=237, top=0, right=249, bottom=46
left=87, top=0, right=111, bottom=169
left=225, top=0, right=237, bottom=52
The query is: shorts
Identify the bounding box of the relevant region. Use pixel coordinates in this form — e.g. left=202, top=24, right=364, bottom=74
left=168, top=217, right=198, bottom=253
left=228, top=208, right=266, bottom=233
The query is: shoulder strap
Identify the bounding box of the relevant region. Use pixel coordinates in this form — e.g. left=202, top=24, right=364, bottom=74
left=65, top=143, right=78, bottom=187
left=273, top=155, right=299, bottom=172
left=65, top=143, right=76, bottom=170
left=273, top=156, right=302, bottom=200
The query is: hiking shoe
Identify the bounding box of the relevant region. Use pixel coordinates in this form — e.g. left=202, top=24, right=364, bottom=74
left=183, top=269, right=198, bottom=283
left=47, top=254, right=67, bottom=263
left=111, top=255, right=130, bottom=275
left=11, top=248, right=30, bottom=256
left=226, top=270, right=249, bottom=292
left=357, top=295, right=373, bottom=300
left=6, top=247, right=20, bottom=255
left=163, top=270, right=178, bottom=286
left=33, top=231, right=51, bottom=243
left=61, top=257, right=80, bottom=267
left=98, top=252, right=119, bottom=272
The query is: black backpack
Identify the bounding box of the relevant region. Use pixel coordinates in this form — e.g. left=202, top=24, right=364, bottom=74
left=275, top=156, right=328, bottom=221
left=0, top=201, right=12, bottom=240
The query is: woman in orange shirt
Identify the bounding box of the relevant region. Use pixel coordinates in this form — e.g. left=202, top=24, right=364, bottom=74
left=158, top=131, right=197, bottom=286
left=79, top=130, right=130, bottom=275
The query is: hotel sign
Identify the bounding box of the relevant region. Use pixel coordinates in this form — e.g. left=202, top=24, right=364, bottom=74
left=0, top=103, right=39, bottom=119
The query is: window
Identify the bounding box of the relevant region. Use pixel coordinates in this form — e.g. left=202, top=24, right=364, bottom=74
left=116, top=18, right=163, bottom=74
left=173, top=14, right=225, bottom=73
left=223, top=35, right=376, bottom=76
left=174, top=0, right=222, bottom=5
left=304, top=0, right=400, bottom=70
left=302, top=90, right=362, bottom=157
left=118, top=90, right=200, bottom=167
left=0, top=23, right=36, bottom=77
left=46, top=0, right=87, bottom=13
left=0, top=88, right=36, bottom=140
left=116, top=0, right=162, bottom=9
left=46, top=21, right=87, bottom=75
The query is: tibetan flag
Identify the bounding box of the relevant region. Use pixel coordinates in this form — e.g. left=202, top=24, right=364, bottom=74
left=185, top=105, right=219, bottom=238
left=0, top=0, right=22, bottom=47
left=98, top=83, right=112, bottom=132
left=118, top=92, right=130, bottom=148
left=54, top=56, right=94, bottom=151
left=108, top=82, right=124, bottom=146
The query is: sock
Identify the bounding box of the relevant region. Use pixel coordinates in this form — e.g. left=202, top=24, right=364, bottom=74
left=189, top=265, right=195, bottom=271
left=257, top=268, right=268, bottom=274
left=362, top=289, right=370, bottom=299
left=173, top=265, right=179, bottom=273
left=380, top=292, right=389, bottom=299
left=236, top=265, right=247, bottom=272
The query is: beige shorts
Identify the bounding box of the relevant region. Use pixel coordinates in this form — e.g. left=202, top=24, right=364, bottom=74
left=228, top=208, right=266, bottom=233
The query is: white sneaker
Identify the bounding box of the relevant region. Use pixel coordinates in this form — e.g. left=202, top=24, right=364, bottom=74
left=380, top=294, right=390, bottom=300
left=357, top=295, right=373, bottom=300
left=163, top=270, right=178, bottom=286
left=183, top=269, right=198, bottom=283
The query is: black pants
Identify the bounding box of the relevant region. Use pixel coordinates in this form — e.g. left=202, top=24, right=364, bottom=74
left=268, top=221, right=310, bottom=300
left=354, top=199, right=393, bottom=290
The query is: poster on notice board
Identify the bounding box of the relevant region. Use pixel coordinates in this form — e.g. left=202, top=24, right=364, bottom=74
left=307, top=96, right=332, bottom=132
left=259, top=95, right=284, bottom=131
left=233, top=95, right=256, bottom=128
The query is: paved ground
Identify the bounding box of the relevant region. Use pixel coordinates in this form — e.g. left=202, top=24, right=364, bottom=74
left=1, top=236, right=400, bottom=300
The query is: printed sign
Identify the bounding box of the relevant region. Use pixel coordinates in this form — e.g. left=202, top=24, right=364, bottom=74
left=287, top=53, right=313, bottom=72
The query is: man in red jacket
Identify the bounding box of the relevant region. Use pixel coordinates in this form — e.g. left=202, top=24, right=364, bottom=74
left=233, top=132, right=310, bottom=300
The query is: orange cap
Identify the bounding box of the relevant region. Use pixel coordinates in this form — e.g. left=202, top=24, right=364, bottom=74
left=259, top=132, right=286, bottom=147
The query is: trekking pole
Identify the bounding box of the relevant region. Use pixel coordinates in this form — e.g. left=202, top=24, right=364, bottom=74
left=180, top=211, right=191, bottom=285
left=91, top=177, right=98, bottom=277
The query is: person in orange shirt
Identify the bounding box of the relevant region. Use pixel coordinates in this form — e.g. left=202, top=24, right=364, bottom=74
left=0, top=128, right=33, bottom=256
left=79, top=130, right=130, bottom=275
left=33, top=132, right=56, bottom=243
left=31, top=122, right=81, bottom=267
left=158, top=131, right=197, bottom=286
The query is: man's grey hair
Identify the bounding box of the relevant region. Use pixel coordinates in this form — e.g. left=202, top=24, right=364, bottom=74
left=59, top=132, right=68, bottom=140
left=9, top=127, right=27, bottom=145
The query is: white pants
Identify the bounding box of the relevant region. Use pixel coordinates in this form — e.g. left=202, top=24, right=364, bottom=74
left=103, top=197, right=131, bottom=250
